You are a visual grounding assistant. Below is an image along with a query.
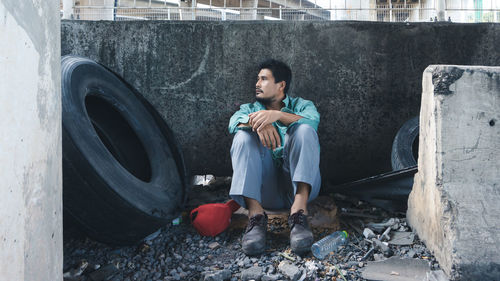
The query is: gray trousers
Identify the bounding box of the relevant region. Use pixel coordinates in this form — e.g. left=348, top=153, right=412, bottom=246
left=229, top=123, right=321, bottom=210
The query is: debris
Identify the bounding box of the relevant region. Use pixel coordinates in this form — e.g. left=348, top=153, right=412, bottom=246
left=64, top=179, right=442, bottom=281
left=361, top=247, right=375, bottom=261
left=278, top=261, right=301, bottom=281
left=380, top=227, right=392, bottom=241
left=334, top=264, right=347, bottom=281
left=203, top=269, right=231, bottom=281
left=363, top=228, right=376, bottom=239
left=87, top=264, right=119, bottom=281
left=279, top=251, right=296, bottom=262
left=373, top=253, right=386, bottom=261
left=389, top=231, right=415, bottom=245
left=241, top=266, right=263, bottom=281
left=172, top=216, right=182, bottom=225
left=341, top=208, right=381, bottom=219
left=208, top=242, right=221, bottom=250
left=261, top=274, right=280, bottom=281
left=372, top=238, right=391, bottom=256
left=366, top=218, right=400, bottom=232
left=361, top=256, right=430, bottom=281
left=63, top=260, right=89, bottom=279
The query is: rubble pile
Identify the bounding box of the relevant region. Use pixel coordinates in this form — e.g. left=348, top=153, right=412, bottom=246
left=64, top=181, right=444, bottom=281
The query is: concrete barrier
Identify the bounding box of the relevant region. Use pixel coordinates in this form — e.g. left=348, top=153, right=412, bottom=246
left=0, top=1, right=62, bottom=280
left=407, top=65, right=500, bottom=280
left=61, top=21, right=500, bottom=185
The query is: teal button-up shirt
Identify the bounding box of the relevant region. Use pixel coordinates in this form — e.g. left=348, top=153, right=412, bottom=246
left=228, top=95, right=320, bottom=164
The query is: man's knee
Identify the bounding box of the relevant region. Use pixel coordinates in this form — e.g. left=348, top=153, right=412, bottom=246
left=231, top=130, right=259, bottom=150
left=288, top=124, right=318, bottom=143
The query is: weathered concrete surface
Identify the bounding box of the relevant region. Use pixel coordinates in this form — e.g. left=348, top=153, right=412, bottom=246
left=0, top=1, right=62, bottom=281
left=407, top=65, right=500, bottom=280
left=61, top=21, right=500, bottom=184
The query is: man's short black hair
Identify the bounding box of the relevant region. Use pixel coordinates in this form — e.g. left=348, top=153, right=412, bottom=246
left=259, top=59, right=292, bottom=94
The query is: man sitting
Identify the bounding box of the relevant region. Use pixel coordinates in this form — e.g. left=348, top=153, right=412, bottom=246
left=228, top=59, right=321, bottom=255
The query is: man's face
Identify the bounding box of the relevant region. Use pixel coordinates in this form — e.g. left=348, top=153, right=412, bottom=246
left=255, top=68, right=284, bottom=105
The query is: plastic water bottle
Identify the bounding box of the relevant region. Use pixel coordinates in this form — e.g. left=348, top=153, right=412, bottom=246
left=311, top=230, right=349, bottom=259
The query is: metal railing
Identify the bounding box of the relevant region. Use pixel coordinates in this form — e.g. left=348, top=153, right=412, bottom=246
left=61, top=0, right=500, bottom=22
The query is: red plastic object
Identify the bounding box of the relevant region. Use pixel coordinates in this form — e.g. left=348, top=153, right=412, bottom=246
left=190, top=199, right=240, bottom=237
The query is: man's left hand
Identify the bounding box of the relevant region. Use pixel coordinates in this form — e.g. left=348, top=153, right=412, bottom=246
left=248, top=110, right=281, bottom=131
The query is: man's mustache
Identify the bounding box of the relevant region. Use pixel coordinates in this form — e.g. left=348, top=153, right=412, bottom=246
left=256, top=88, right=263, bottom=93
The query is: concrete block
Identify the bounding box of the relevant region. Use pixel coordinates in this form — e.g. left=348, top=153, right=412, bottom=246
left=0, top=1, right=62, bottom=280
left=407, top=65, right=500, bottom=280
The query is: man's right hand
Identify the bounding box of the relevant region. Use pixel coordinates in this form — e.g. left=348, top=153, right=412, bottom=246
left=256, top=124, right=281, bottom=150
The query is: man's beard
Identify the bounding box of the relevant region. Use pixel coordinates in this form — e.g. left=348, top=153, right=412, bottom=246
left=256, top=96, right=274, bottom=106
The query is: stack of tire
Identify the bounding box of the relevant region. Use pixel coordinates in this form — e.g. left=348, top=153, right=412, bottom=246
left=62, top=56, right=188, bottom=245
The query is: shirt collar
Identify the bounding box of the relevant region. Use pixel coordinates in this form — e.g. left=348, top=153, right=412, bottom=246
left=283, top=95, right=290, bottom=108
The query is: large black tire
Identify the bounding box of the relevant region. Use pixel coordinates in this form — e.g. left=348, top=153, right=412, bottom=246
left=391, top=116, right=419, bottom=170
left=62, top=55, right=188, bottom=245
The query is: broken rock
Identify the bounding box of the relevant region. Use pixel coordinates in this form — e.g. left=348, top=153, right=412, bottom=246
left=363, top=228, right=376, bottom=239
left=389, top=231, right=415, bottom=246
left=278, top=261, right=301, bottom=281
left=241, top=266, right=263, bottom=281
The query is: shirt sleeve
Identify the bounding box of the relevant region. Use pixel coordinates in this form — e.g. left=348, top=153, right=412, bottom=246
left=228, top=103, right=253, bottom=134
left=283, top=99, right=320, bottom=131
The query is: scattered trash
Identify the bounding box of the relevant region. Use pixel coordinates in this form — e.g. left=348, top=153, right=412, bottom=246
left=363, top=228, right=376, bottom=239
left=366, top=218, right=400, bottom=232
left=64, top=181, right=443, bottom=281
left=334, top=264, right=348, bottom=281
left=279, top=251, right=296, bottom=262
left=311, top=230, right=349, bottom=259
left=172, top=216, right=182, bottom=226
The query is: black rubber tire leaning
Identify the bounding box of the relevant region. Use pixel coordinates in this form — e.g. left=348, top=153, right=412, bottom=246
left=391, top=116, right=419, bottom=171
left=62, top=55, right=188, bottom=245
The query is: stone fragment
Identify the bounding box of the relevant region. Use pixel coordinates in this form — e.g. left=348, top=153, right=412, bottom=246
left=278, top=261, right=301, bottom=281
left=241, top=266, right=263, bottom=281
left=209, top=242, right=221, bottom=250
left=261, top=274, right=280, bottom=281
left=203, top=269, right=232, bottom=281
left=388, top=232, right=415, bottom=246
left=363, top=228, right=376, bottom=239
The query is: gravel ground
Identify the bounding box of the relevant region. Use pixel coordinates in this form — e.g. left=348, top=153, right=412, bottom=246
left=63, top=180, right=442, bottom=281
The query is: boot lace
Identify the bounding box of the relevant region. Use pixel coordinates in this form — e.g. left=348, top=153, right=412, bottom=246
left=245, top=214, right=266, bottom=233
left=288, top=209, right=306, bottom=229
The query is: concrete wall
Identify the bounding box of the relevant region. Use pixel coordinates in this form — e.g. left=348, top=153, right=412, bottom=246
left=61, top=21, right=500, bottom=185
left=0, top=1, right=62, bottom=281
left=407, top=65, right=500, bottom=280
